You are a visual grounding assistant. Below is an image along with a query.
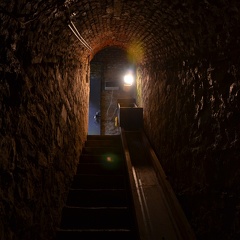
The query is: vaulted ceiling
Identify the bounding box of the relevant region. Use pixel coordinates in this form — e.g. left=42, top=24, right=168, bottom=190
left=60, top=0, right=239, bottom=62
left=1, top=0, right=238, bottom=65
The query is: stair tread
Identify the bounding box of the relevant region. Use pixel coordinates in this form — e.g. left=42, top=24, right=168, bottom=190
left=63, top=206, right=128, bottom=209
left=74, top=173, right=125, bottom=177
left=80, top=154, right=124, bottom=164
left=56, top=228, right=137, bottom=240
left=68, top=188, right=126, bottom=191
left=66, top=188, right=128, bottom=207
left=57, top=228, right=132, bottom=231
left=71, top=174, right=126, bottom=189
left=77, top=162, right=124, bottom=168
left=82, top=147, right=122, bottom=155
left=83, top=146, right=121, bottom=148
left=60, top=207, right=133, bottom=229
left=87, top=135, right=120, bottom=140
left=57, top=135, right=139, bottom=240
left=86, top=140, right=120, bottom=145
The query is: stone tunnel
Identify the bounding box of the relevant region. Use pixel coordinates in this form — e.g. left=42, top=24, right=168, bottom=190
left=0, top=0, right=240, bottom=239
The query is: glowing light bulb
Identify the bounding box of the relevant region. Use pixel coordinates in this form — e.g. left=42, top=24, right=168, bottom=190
left=123, top=73, right=134, bottom=86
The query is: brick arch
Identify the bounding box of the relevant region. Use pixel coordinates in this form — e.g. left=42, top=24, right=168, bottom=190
left=64, top=0, right=184, bottom=63
left=63, top=0, right=239, bottom=65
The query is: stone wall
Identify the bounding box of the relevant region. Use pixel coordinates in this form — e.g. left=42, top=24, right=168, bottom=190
left=138, top=43, right=240, bottom=240
left=0, top=3, right=89, bottom=239
left=133, top=2, right=240, bottom=238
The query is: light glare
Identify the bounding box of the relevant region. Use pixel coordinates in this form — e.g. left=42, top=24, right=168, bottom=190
left=124, top=73, right=134, bottom=86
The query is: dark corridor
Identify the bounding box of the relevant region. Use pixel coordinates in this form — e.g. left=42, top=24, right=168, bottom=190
left=0, top=1, right=240, bottom=240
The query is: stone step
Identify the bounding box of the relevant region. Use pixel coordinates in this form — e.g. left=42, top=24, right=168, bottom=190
left=77, top=162, right=125, bottom=175
left=80, top=154, right=103, bottom=163
left=85, top=139, right=121, bottom=147
left=66, top=189, right=128, bottom=207
left=56, top=229, right=138, bottom=240
left=82, top=146, right=122, bottom=155
left=87, top=135, right=120, bottom=141
left=57, top=135, right=139, bottom=240
left=71, top=174, right=126, bottom=189
left=60, top=206, right=133, bottom=229
left=80, top=154, right=124, bottom=164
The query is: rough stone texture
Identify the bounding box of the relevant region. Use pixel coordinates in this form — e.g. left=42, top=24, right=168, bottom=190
left=0, top=1, right=89, bottom=239
left=139, top=59, right=240, bottom=239
left=1, top=0, right=240, bottom=239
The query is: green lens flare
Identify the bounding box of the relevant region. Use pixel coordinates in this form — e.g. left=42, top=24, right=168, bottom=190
left=101, top=153, right=121, bottom=170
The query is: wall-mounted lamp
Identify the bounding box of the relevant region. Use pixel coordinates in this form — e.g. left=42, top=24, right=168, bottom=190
left=123, top=71, right=135, bottom=93
left=123, top=72, right=134, bottom=86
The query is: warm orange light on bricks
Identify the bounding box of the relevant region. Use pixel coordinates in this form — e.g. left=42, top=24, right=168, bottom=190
left=127, top=41, right=144, bottom=63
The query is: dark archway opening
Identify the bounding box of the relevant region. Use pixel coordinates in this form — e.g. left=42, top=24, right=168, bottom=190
left=88, top=46, right=136, bottom=135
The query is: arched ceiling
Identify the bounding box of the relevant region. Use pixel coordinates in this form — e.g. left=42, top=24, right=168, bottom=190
left=60, top=0, right=240, bottom=64
left=63, top=0, right=190, bottom=62
left=1, top=0, right=239, bottom=65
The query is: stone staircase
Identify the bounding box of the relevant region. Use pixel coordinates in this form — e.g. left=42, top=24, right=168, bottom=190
left=56, top=135, right=139, bottom=240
